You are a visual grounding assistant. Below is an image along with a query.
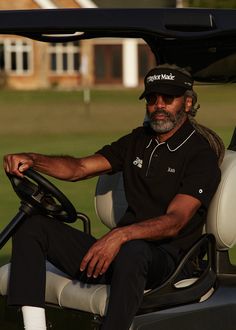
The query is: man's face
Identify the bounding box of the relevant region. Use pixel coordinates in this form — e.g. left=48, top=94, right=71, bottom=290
left=145, top=93, right=187, bottom=134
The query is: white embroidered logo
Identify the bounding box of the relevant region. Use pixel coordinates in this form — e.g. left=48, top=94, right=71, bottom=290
left=133, top=157, right=143, bottom=168
left=167, top=167, right=176, bottom=173
left=147, top=73, right=175, bottom=83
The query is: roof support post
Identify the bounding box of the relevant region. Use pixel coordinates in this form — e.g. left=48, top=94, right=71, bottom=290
left=122, top=38, right=138, bottom=88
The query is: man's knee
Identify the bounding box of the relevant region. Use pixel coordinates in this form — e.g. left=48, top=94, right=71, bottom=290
left=12, top=215, right=49, bottom=241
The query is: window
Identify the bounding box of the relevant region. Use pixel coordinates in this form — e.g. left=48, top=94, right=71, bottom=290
left=2, top=39, right=33, bottom=75
left=48, top=41, right=80, bottom=74
left=94, top=45, right=122, bottom=83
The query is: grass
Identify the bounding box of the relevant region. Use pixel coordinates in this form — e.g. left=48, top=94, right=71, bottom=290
left=0, top=85, right=236, bottom=265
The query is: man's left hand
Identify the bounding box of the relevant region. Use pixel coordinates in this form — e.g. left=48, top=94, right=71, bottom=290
left=80, top=228, right=126, bottom=278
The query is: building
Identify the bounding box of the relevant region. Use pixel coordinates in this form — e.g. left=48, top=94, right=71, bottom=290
left=0, top=0, right=177, bottom=89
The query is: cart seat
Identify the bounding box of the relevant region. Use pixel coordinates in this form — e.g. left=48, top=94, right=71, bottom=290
left=0, top=150, right=236, bottom=316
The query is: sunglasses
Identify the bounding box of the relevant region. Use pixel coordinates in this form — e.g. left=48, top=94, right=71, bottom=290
left=145, top=93, right=181, bottom=105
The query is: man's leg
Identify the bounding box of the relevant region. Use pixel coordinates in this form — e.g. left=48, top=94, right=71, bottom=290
left=8, top=214, right=98, bottom=307
left=101, top=241, right=175, bottom=330
left=8, top=215, right=175, bottom=330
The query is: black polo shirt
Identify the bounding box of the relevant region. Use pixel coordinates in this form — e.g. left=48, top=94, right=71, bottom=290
left=96, top=119, right=221, bottom=255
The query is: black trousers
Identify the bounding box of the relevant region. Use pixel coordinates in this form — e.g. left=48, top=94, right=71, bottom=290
left=8, top=215, right=175, bottom=330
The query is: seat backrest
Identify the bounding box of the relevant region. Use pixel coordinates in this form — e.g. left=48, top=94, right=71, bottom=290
left=95, top=172, right=127, bottom=229
left=95, top=150, right=236, bottom=251
left=207, top=150, right=236, bottom=250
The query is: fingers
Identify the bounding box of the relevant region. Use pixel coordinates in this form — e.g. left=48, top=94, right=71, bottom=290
left=81, top=255, right=110, bottom=279
left=80, top=247, right=112, bottom=279
left=80, top=251, right=102, bottom=278
left=3, top=153, right=34, bottom=177
left=80, top=231, right=123, bottom=279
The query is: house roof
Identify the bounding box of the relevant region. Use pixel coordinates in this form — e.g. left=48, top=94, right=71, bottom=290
left=75, top=0, right=97, bottom=7
left=34, top=0, right=57, bottom=8
left=91, top=0, right=176, bottom=8
left=34, top=0, right=176, bottom=9
left=34, top=0, right=97, bottom=8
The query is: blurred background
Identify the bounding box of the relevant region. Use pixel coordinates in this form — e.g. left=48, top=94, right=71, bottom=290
left=0, top=86, right=234, bottom=264
left=0, top=0, right=235, bottom=265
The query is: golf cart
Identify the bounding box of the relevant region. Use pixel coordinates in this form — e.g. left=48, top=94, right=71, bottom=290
left=0, top=7, right=236, bottom=330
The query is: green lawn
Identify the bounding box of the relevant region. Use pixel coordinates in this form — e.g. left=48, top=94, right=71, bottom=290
left=0, top=85, right=235, bottom=265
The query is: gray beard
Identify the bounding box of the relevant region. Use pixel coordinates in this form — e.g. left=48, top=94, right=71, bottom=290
left=148, top=107, right=185, bottom=134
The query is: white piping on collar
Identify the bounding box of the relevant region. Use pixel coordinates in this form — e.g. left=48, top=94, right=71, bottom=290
left=146, top=139, right=153, bottom=148
left=146, top=138, right=165, bottom=149
left=145, top=129, right=195, bottom=151
left=167, top=130, right=196, bottom=152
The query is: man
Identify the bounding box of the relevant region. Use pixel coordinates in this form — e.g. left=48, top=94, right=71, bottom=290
left=3, top=65, right=221, bottom=330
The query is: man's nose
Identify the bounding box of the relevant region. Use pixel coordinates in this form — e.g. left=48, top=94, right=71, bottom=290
left=154, top=95, right=165, bottom=107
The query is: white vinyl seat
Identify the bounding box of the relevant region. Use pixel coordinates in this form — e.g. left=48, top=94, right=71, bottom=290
left=207, top=150, right=236, bottom=250
left=0, top=150, right=236, bottom=316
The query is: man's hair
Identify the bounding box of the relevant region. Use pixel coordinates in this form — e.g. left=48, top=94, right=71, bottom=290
left=183, top=89, right=225, bottom=166
left=184, top=90, right=200, bottom=117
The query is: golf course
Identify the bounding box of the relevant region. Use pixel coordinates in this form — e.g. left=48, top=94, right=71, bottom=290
left=0, top=84, right=235, bottom=266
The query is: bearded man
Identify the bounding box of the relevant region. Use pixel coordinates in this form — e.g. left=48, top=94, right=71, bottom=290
left=3, top=64, right=222, bottom=330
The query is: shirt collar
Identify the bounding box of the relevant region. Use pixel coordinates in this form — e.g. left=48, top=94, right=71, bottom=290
left=145, top=119, right=195, bottom=151
left=166, top=119, right=195, bottom=152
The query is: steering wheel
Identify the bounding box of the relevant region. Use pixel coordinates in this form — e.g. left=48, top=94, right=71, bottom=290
left=6, top=168, right=77, bottom=223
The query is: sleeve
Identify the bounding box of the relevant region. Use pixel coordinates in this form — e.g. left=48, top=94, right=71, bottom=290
left=178, top=147, right=221, bottom=208
left=95, top=131, right=133, bottom=172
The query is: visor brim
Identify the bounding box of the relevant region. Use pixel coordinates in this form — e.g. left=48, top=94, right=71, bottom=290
left=139, top=84, right=190, bottom=100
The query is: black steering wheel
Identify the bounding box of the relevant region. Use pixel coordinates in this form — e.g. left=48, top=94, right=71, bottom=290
left=7, top=168, right=77, bottom=223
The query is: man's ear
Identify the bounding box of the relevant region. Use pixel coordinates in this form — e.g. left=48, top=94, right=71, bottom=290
left=185, top=96, right=192, bottom=113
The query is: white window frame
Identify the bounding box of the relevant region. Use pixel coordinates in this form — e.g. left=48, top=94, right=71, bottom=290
left=3, top=39, right=33, bottom=75
left=48, top=42, right=80, bottom=75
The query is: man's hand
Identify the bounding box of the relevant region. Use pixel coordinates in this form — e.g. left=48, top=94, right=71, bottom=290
left=80, top=228, right=127, bottom=278
left=3, top=153, right=35, bottom=177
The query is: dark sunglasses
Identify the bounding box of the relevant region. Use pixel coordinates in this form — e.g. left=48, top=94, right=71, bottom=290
left=145, top=93, right=180, bottom=105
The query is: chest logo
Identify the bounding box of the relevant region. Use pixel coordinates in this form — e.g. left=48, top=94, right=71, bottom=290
left=167, top=167, right=176, bottom=173
left=133, top=157, right=143, bottom=168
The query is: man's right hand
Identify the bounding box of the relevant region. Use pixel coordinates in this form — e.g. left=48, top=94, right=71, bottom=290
left=3, top=153, right=34, bottom=177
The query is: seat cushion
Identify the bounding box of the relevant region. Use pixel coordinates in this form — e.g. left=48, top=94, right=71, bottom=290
left=0, top=262, right=110, bottom=316
left=0, top=261, right=213, bottom=316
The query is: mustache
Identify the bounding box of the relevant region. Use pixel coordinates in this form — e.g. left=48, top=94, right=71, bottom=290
left=149, top=108, right=172, bottom=120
